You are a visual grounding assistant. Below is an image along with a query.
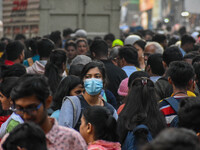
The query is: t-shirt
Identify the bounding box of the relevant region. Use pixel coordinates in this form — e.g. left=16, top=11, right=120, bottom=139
left=159, top=91, right=196, bottom=126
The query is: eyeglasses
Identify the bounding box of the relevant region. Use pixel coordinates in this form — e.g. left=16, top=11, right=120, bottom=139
left=10, top=103, right=42, bottom=116
left=144, top=53, right=151, bottom=57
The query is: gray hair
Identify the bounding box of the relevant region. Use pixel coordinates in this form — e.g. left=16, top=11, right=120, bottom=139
left=145, top=42, right=164, bottom=54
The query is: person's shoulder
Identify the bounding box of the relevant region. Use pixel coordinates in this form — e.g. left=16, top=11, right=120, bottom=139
left=104, top=101, right=116, bottom=116
left=56, top=124, right=85, bottom=140
left=159, top=97, right=170, bottom=108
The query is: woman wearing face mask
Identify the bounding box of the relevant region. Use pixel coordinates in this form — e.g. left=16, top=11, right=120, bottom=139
left=59, top=61, right=118, bottom=130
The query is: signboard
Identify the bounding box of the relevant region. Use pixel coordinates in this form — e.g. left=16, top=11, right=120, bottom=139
left=139, top=0, right=154, bottom=12
left=3, top=0, right=40, bottom=37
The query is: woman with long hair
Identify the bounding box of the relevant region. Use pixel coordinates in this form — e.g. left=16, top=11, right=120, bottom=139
left=44, top=49, right=67, bottom=95
left=51, top=75, right=84, bottom=121
left=59, top=61, right=118, bottom=130
left=133, top=40, right=146, bottom=70
left=117, top=77, right=166, bottom=149
left=80, top=106, right=121, bottom=150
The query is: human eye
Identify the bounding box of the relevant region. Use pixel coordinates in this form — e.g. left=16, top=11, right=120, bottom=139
left=95, top=74, right=102, bottom=79
left=85, top=75, right=91, bottom=79
left=75, top=90, right=82, bottom=95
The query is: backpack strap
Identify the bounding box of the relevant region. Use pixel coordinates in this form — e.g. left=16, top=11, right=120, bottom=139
left=163, top=97, right=179, bottom=113
left=132, top=124, right=153, bottom=142
left=62, top=96, right=81, bottom=128
left=132, top=124, right=149, bottom=134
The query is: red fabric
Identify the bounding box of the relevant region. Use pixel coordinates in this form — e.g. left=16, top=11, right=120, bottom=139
left=117, top=104, right=125, bottom=115
left=88, top=140, right=121, bottom=150
left=0, top=115, right=10, bottom=128
left=4, top=60, right=14, bottom=66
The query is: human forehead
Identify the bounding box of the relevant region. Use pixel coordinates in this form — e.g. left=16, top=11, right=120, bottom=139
left=77, top=41, right=87, bottom=46
left=145, top=45, right=155, bottom=53
left=14, top=95, right=41, bottom=107
left=67, top=45, right=76, bottom=50
left=85, top=67, right=102, bottom=75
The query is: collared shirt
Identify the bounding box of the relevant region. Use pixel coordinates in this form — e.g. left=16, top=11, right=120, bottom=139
left=0, top=118, right=87, bottom=150
left=179, top=47, right=186, bottom=56
left=46, top=118, right=87, bottom=150
left=122, top=66, right=141, bottom=77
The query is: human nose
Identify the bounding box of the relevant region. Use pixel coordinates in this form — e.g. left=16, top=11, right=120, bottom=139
left=21, top=111, right=32, bottom=120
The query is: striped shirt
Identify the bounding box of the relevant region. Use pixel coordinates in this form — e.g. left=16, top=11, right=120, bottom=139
left=159, top=96, right=185, bottom=126
left=159, top=91, right=196, bottom=126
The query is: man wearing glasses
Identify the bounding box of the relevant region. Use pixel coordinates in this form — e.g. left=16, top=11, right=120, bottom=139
left=2, top=74, right=87, bottom=150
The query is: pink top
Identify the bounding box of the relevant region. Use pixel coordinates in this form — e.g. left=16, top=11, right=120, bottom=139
left=88, top=140, right=121, bottom=150
left=46, top=118, right=87, bottom=150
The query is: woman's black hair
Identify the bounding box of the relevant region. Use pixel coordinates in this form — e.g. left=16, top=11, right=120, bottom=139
left=64, top=40, right=77, bottom=50
left=0, top=64, right=26, bottom=80
left=2, top=122, right=47, bottom=150
left=0, top=77, right=19, bottom=98
left=80, top=61, right=106, bottom=85
left=69, top=64, right=84, bottom=77
left=83, top=106, right=118, bottom=142
left=128, top=71, right=150, bottom=88
left=44, top=49, right=66, bottom=95
left=134, top=40, right=147, bottom=51
left=52, top=75, right=82, bottom=110
left=117, top=77, right=166, bottom=144
left=24, top=38, right=39, bottom=56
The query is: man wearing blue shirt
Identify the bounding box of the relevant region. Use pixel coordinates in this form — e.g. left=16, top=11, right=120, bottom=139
left=179, top=35, right=195, bottom=56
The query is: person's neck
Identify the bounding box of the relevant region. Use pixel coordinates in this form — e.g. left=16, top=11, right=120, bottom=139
left=83, top=92, right=101, bottom=106
left=123, top=63, right=135, bottom=67
left=181, top=46, right=186, bottom=52
left=40, top=117, right=53, bottom=134
left=139, top=59, right=145, bottom=70
left=12, top=59, right=21, bottom=64
left=173, top=88, right=188, bottom=96
left=87, top=135, right=95, bottom=145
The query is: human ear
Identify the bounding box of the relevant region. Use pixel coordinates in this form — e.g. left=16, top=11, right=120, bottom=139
left=162, top=61, right=167, bottom=69
left=87, top=123, right=93, bottom=134
left=168, top=77, right=173, bottom=85
left=45, top=96, right=52, bottom=108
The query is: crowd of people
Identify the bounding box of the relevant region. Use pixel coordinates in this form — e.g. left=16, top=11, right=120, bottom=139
left=0, top=27, right=200, bottom=150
